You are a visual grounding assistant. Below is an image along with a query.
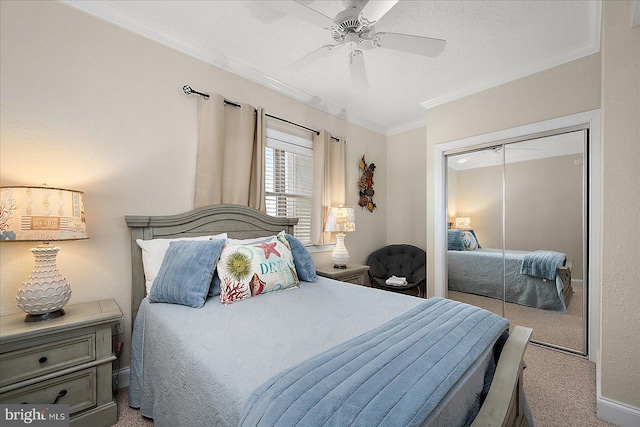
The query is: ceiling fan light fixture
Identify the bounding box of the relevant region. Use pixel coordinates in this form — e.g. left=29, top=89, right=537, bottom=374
left=277, top=0, right=445, bottom=88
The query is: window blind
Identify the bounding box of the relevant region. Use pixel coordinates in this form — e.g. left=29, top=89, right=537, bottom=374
left=265, top=128, right=313, bottom=244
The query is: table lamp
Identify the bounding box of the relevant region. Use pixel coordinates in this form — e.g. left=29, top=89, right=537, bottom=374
left=0, top=186, right=88, bottom=322
left=455, top=216, right=471, bottom=230
left=324, top=206, right=356, bottom=269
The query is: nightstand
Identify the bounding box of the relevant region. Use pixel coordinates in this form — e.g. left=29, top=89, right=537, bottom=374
left=316, top=264, right=370, bottom=286
left=0, top=299, right=123, bottom=426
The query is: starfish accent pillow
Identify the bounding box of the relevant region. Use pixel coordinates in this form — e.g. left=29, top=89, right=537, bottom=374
left=218, top=232, right=299, bottom=304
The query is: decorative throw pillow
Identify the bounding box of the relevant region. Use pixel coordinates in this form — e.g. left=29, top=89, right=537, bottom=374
left=468, top=229, right=481, bottom=248
left=447, top=230, right=465, bottom=251
left=209, top=235, right=276, bottom=298
left=149, top=239, right=226, bottom=308
left=217, top=232, right=299, bottom=304
left=137, top=233, right=227, bottom=295
left=285, top=233, right=317, bottom=283
left=461, top=230, right=479, bottom=250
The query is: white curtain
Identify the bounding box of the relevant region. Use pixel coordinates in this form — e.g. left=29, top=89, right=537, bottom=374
left=194, top=94, right=265, bottom=211
left=311, top=130, right=346, bottom=245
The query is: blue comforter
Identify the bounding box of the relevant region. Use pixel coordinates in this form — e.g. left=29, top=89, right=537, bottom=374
left=520, top=250, right=566, bottom=280
left=239, top=297, right=509, bottom=427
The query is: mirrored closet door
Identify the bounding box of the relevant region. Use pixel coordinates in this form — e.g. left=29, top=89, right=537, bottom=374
left=446, top=129, right=588, bottom=355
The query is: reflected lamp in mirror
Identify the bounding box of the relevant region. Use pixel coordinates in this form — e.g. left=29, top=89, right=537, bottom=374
left=324, top=206, right=356, bottom=269
left=0, top=186, right=88, bottom=322
left=455, top=216, right=471, bottom=230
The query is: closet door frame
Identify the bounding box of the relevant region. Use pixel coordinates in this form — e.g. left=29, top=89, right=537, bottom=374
left=433, top=109, right=601, bottom=362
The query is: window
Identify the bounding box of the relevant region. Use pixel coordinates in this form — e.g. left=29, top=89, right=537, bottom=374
left=265, top=128, right=313, bottom=244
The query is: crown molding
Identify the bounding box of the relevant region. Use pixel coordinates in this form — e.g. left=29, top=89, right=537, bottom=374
left=386, top=117, right=428, bottom=136
left=61, top=0, right=388, bottom=136
left=421, top=0, right=602, bottom=111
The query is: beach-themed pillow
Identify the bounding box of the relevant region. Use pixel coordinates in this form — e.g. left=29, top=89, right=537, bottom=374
left=469, top=229, right=481, bottom=248
left=217, top=232, right=299, bottom=304
left=461, top=230, right=480, bottom=250
left=210, top=234, right=286, bottom=298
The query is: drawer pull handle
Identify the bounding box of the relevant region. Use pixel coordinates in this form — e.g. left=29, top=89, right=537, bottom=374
left=20, top=389, right=67, bottom=405
left=39, top=356, right=48, bottom=364
left=52, top=389, right=67, bottom=404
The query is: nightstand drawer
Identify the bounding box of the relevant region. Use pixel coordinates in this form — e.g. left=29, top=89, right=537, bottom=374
left=0, top=333, right=95, bottom=387
left=0, top=368, right=96, bottom=414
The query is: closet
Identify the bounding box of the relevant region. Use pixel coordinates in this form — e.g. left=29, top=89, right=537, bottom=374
left=445, top=128, right=588, bottom=354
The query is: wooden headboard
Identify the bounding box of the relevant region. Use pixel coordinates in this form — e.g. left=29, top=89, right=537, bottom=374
left=125, top=204, right=298, bottom=323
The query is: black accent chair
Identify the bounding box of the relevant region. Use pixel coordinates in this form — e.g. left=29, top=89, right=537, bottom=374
left=366, top=244, right=426, bottom=298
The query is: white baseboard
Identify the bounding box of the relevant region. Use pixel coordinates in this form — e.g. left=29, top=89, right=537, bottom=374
left=597, top=396, right=640, bottom=427
left=112, top=366, right=131, bottom=390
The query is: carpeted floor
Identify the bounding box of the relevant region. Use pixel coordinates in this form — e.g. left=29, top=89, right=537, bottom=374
left=112, top=341, right=614, bottom=427
left=523, top=344, right=615, bottom=427
left=449, top=285, right=585, bottom=352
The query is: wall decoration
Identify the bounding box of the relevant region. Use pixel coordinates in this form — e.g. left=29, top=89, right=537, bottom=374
left=358, top=155, right=377, bottom=212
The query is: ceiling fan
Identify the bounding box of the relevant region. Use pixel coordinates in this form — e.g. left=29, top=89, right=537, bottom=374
left=272, top=0, right=446, bottom=90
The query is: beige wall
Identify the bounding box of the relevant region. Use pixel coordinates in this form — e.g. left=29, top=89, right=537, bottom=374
left=599, top=0, right=640, bottom=412
left=0, top=1, right=387, bottom=368
left=451, top=154, right=585, bottom=279
left=386, top=126, right=427, bottom=250
left=449, top=163, right=504, bottom=249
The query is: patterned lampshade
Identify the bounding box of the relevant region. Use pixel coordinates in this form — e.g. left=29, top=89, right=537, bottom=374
left=324, top=206, right=356, bottom=233
left=0, top=186, right=88, bottom=322
left=455, top=216, right=471, bottom=230
left=0, top=186, right=87, bottom=242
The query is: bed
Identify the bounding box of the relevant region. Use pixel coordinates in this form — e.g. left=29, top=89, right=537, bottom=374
left=447, top=230, right=573, bottom=314
left=126, top=204, right=533, bottom=427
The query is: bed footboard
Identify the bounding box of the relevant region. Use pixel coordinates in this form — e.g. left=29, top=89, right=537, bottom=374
left=558, top=260, right=573, bottom=308
left=471, top=325, right=533, bottom=427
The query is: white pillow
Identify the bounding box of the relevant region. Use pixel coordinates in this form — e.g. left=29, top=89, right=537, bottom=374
left=136, top=233, right=227, bottom=295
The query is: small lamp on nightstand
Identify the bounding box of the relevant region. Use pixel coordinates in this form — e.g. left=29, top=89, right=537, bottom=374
left=325, top=206, right=355, bottom=269
left=0, top=186, right=88, bottom=322
left=455, top=216, right=471, bottom=230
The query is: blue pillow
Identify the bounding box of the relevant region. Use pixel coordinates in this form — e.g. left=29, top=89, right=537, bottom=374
left=209, top=271, right=221, bottom=297
left=285, top=234, right=317, bottom=283
left=150, top=239, right=225, bottom=308
left=447, top=230, right=465, bottom=251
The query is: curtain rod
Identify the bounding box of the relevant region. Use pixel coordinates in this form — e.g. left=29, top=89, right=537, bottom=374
left=183, top=85, right=341, bottom=142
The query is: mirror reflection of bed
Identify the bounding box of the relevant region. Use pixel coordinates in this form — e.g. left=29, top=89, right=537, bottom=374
left=446, top=131, right=587, bottom=354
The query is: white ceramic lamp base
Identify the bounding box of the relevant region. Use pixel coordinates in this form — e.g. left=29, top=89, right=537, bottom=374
left=331, top=233, right=350, bottom=269
left=16, top=245, right=72, bottom=322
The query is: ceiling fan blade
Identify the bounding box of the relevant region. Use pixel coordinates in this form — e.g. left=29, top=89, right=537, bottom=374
left=284, top=44, right=341, bottom=70
left=270, top=1, right=334, bottom=29
left=372, top=32, right=446, bottom=57
left=358, top=0, right=399, bottom=26
left=349, top=50, right=369, bottom=90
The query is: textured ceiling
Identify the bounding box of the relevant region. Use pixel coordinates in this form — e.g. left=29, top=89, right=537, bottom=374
left=65, top=0, right=601, bottom=135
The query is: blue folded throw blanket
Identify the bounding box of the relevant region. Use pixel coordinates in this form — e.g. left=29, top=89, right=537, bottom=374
left=240, top=297, right=509, bottom=427
left=520, top=250, right=566, bottom=280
